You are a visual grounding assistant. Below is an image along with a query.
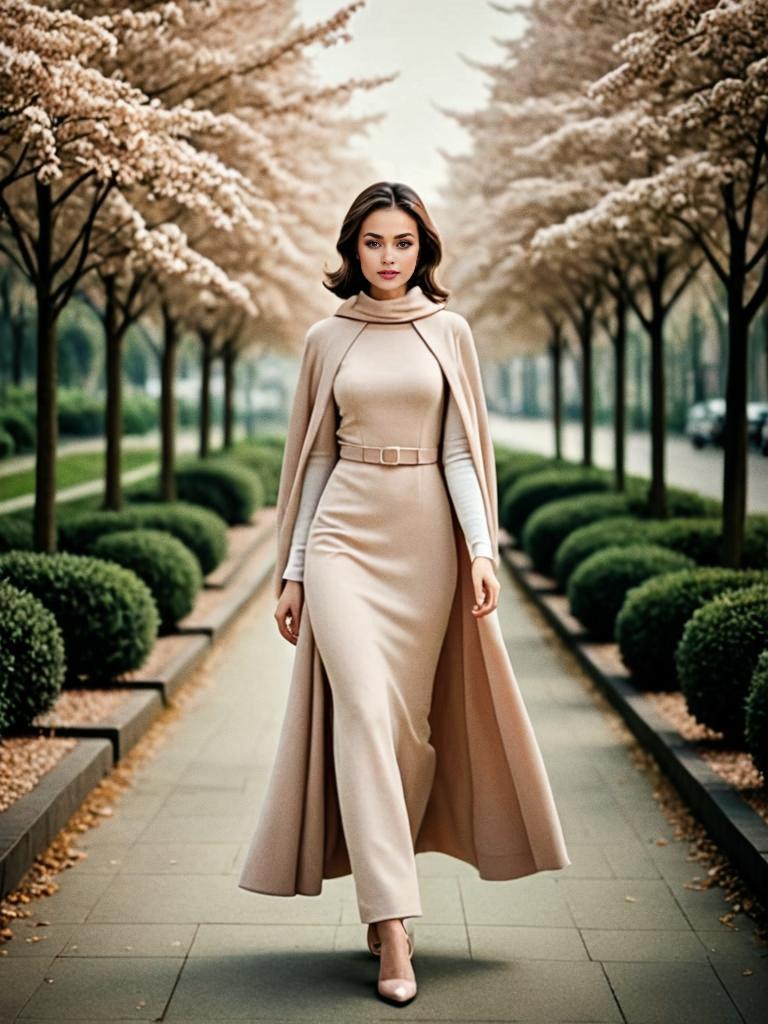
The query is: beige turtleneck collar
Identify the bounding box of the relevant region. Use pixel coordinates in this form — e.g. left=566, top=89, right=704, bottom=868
left=334, top=284, right=446, bottom=323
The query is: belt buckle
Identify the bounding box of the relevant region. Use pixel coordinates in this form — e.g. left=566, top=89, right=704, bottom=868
left=379, top=445, right=400, bottom=465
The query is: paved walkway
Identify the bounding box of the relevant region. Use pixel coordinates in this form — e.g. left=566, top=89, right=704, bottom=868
left=2, top=559, right=767, bottom=1022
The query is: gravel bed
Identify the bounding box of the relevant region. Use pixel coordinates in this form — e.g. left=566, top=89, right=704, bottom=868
left=0, top=736, right=78, bottom=813
left=646, top=691, right=767, bottom=824
left=32, top=689, right=135, bottom=728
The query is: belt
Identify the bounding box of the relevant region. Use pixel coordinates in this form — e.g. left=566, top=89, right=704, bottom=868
left=338, top=442, right=439, bottom=465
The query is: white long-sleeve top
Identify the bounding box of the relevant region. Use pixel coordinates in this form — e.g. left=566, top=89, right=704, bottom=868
left=282, top=391, right=494, bottom=583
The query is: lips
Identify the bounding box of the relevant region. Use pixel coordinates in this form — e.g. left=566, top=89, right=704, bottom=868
left=378, top=271, right=399, bottom=278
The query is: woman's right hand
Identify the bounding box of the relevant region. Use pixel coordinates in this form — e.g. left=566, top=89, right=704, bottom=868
left=275, top=579, right=304, bottom=645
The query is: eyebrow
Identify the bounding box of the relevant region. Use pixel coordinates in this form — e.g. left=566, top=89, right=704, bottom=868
left=363, top=231, right=416, bottom=239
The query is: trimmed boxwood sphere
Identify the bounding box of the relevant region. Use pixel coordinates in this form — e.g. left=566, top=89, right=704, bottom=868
left=675, top=584, right=768, bottom=742
left=521, top=492, right=633, bottom=575
left=501, top=466, right=613, bottom=538
left=553, top=516, right=655, bottom=589
left=58, top=501, right=227, bottom=574
left=616, top=567, right=768, bottom=690
left=745, top=650, right=768, bottom=781
left=567, top=543, right=696, bottom=640
left=0, top=550, right=158, bottom=682
left=0, top=580, right=66, bottom=734
left=90, top=529, right=203, bottom=632
left=175, top=459, right=264, bottom=524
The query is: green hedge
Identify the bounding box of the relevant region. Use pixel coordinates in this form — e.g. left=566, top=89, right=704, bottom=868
left=175, top=459, right=263, bottom=524
left=90, top=529, right=202, bottom=632
left=642, top=515, right=768, bottom=569
left=553, top=516, right=654, bottom=588
left=0, top=516, right=34, bottom=553
left=0, top=429, right=13, bottom=458
left=501, top=466, right=614, bottom=538
left=676, top=584, right=768, bottom=743
left=225, top=444, right=283, bottom=506
left=615, top=567, right=768, bottom=690
left=130, top=460, right=263, bottom=525
left=567, top=543, right=696, bottom=640
left=522, top=492, right=633, bottom=575
left=0, top=550, right=158, bottom=682
left=745, top=651, right=768, bottom=781
left=0, top=580, right=66, bottom=735
left=0, top=407, right=36, bottom=452
left=58, top=501, right=227, bottom=574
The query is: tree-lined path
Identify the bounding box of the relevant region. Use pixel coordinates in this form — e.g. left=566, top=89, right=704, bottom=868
left=2, top=558, right=766, bottom=1023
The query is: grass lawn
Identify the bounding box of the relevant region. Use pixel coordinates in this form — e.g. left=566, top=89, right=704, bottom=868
left=0, top=449, right=159, bottom=501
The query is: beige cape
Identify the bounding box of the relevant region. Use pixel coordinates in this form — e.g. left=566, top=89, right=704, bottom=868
left=238, top=304, right=570, bottom=896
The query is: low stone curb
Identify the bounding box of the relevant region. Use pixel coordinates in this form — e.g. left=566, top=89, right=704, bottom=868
left=500, top=542, right=768, bottom=903
left=29, top=690, right=164, bottom=762
left=0, top=739, right=113, bottom=900
left=0, top=522, right=277, bottom=904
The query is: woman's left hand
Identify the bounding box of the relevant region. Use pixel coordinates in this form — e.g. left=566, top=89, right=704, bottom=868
left=470, top=555, right=500, bottom=617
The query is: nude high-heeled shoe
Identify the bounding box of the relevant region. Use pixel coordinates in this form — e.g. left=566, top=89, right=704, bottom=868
left=373, top=919, right=417, bottom=1006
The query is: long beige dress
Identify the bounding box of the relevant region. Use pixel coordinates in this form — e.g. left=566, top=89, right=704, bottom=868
left=300, top=287, right=463, bottom=923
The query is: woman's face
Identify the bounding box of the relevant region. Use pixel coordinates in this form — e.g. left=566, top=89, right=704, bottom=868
left=356, top=206, right=420, bottom=299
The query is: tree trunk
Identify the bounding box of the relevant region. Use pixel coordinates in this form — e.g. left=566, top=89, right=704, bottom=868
left=647, top=270, right=667, bottom=518
left=160, top=304, right=178, bottom=501
left=720, top=250, right=748, bottom=568
left=578, top=305, right=594, bottom=466
left=549, top=322, right=563, bottom=461
left=103, top=275, right=124, bottom=510
left=612, top=291, right=627, bottom=492
left=222, top=339, right=236, bottom=449
left=198, top=328, right=214, bottom=459
left=33, top=181, right=57, bottom=553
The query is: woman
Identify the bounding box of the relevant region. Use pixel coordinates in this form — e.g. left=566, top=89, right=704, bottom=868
left=238, top=182, right=570, bottom=1007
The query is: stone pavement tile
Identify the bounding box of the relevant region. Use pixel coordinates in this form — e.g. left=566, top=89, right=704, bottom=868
left=64, top=842, right=128, bottom=875
left=0, top=922, right=75, bottom=958
left=544, top=843, right=613, bottom=879
left=57, top=923, right=197, bottom=957
left=73, top=813, right=156, bottom=848
left=338, top=876, right=465, bottom=925
left=459, top=876, right=573, bottom=927
left=135, top=813, right=253, bottom=843
left=165, top=953, right=621, bottom=1021
left=190, top=923, right=337, bottom=956
left=671, top=884, right=745, bottom=931
left=159, top=787, right=254, bottom=817
left=600, top=842, right=662, bottom=880
left=87, top=874, right=343, bottom=924
left=710, top=956, right=768, bottom=1024
left=697, top=928, right=768, bottom=960
left=0, top=958, right=56, bottom=1018
left=468, top=925, right=587, bottom=961
left=559, top=877, right=695, bottom=931
left=111, top=790, right=169, bottom=820
left=16, top=956, right=182, bottom=1020
left=116, top=841, right=240, bottom=875
left=580, top=928, right=710, bottom=962
left=603, top=961, right=743, bottom=1023
left=643, top=842, right=712, bottom=884
left=165, top=952, right=385, bottom=1020
left=21, top=872, right=114, bottom=925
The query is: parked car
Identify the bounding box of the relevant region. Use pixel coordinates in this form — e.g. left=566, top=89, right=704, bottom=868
left=747, top=401, right=768, bottom=449
left=686, top=399, right=726, bottom=448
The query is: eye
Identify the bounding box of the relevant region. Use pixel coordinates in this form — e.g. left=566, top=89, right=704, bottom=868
left=398, top=240, right=413, bottom=248
left=365, top=240, right=380, bottom=248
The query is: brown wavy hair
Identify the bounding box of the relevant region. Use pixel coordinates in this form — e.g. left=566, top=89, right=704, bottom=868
left=323, top=181, right=450, bottom=303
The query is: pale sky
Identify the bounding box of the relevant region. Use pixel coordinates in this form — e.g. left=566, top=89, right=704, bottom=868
left=294, top=0, right=525, bottom=206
